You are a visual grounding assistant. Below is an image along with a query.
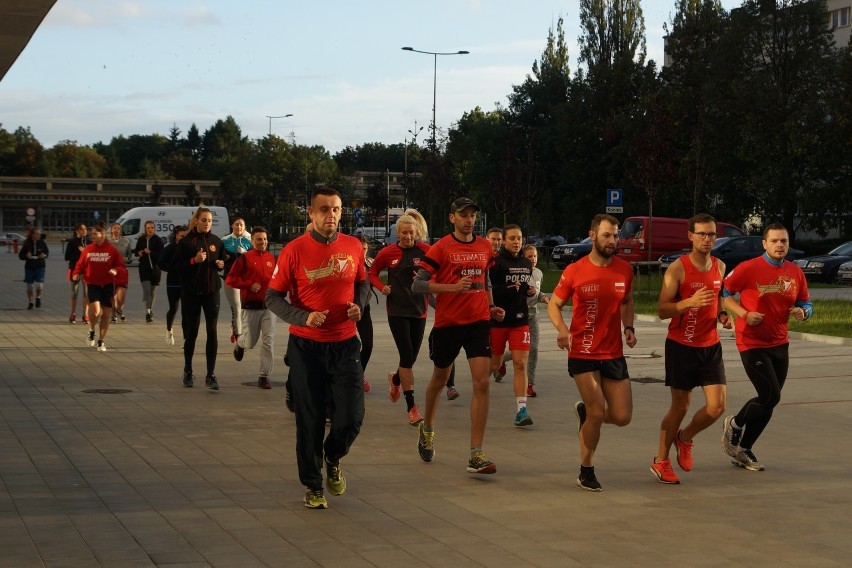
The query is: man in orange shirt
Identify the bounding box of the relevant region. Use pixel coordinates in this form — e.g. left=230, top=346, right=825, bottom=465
left=547, top=213, right=636, bottom=491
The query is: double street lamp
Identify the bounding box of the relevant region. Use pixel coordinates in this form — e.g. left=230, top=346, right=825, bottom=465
left=265, top=113, right=293, bottom=136
left=401, top=47, right=469, bottom=151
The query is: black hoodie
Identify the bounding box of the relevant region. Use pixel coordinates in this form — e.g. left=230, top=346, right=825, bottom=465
left=175, top=228, right=225, bottom=295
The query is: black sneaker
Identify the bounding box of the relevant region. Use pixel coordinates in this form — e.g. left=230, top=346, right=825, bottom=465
left=574, top=401, right=587, bottom=436
left=27, top=303, right=34, bottom=310
left=118, top=310, right=126, bottom=322
left=258, top=377, right=271, bottom=389
left=182, top=370, right=194, bottom=388
left=577, top=467, right=602, bottom=492
left=145, top=312, right=153, bottom=324
left=285, top=379, right=295, bottom=413
left=233, top=345, right=245, bottom=361
left=87, top=330, right=96, bottom=347
left=417, top=422, right=435, bottom=462
left=35, top=298, right=41, bottom=308
left=110, top=314, right=117, bottom=323
left=205, top=374, right=219, bottom=390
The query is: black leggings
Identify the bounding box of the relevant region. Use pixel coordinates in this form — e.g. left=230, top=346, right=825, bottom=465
left=734, top=344, right=789, bottom=448
left=388, top=315, right=426, bottom=368
left=181, top=291, right=220, bottom=376
left=166, top=286, right=181, bottom=331
left=356, top=304, right=373, bottom=372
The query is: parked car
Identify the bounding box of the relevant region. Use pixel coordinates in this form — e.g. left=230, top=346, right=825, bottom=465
left=0, top=232, right=26, bottom=246
left=616, top=216, right=745, bottom=264
left=793, top=241, right=852, bottom=283
left=551, top=237, right=592, bottom=269
left=526, top=235, right=544, bottom=247
left=658, top=236, right=804, bottom=275
left=543, top=235, right=566, bottom=247
left=837, top=260, right=852, bottom=285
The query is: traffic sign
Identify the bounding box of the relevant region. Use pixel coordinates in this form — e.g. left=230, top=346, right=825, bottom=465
left=606, top=188, right=623, bottom=206
left=606, top=206, right=623, bottom=214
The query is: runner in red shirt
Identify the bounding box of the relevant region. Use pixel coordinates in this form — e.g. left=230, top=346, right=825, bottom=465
left=547, top=213, right=636, bottom=491
left=226, top=226, right=277, bottom=390
left=651, top=214, right=732, bottom=484
left=721, top=223, right=811, bottom=472
left=412, top=197, right=504, bottom=475
left=266, top=188, right=369, bottom=510
left=72, top=221, right=125, bottom=353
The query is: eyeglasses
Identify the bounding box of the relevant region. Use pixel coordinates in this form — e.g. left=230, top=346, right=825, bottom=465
left=692, top=232, right=717, bottom=240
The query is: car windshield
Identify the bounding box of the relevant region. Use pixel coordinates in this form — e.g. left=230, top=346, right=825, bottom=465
left=579, top=237, right=592, bottom=244
left=620, top=220, right=643, bottom=239
left=711, top=237, right=733, bottom=250
left=828, top=242, right=852, bottom=256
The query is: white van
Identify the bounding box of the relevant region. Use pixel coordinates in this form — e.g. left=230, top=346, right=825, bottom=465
left=115, top=206, right=229, bottom=255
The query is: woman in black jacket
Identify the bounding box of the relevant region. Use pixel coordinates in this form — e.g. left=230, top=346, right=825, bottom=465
left=133, top=220, right=164, bottom=323
left=175, top=208, right=225, bottom=389
left=64, top=223, right=89, bottom=323
left=19, top=227, right=49, bottom=309
left=157, top=225, right=188, bottom=347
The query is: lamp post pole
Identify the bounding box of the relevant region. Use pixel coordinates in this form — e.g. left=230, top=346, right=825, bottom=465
left=401, top=47, right=469, bottom=151
left=406, top=122, right=424, bottom=209
left=265, top=113, right=293, bottom=136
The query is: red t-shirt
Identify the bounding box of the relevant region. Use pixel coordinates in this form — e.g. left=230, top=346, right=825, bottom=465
left=552, top=256, right=634, bottom=359
left=723, top=255, right=809, bottom=351
left=226, top=249, right=276, bottom=305
left=421, top=234, right=494, bottom=328
left=268, top=233, right=366, bottom=342
left=73, top=241, right=125, bottom=286
left=667, top=256, right=723, bottom=348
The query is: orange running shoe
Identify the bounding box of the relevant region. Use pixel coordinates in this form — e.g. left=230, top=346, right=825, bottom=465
left=650, top=458, right=680, bottom=484
left=675, top=429, right=694, bottom=471
left=387, top=372, right=401, bottom=403
left=407, top=404, right=424, bottom=426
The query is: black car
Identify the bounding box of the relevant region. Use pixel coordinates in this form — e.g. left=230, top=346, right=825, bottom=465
left=551, top=237, right=592, bottom=269
left=659, top=236, right=804, bottom=275
left=793, top=241, right=852, bottom=283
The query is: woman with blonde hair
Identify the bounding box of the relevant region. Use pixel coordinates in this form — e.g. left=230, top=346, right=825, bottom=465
left=369, top=209, right=433, bottom=425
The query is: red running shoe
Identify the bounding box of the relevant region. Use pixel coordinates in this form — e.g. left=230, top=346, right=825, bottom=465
left=650, top=458, right=680, bottom=484
left=363, top=377, right=371, bottom=393
left=675, top=429, right=694, bottom=471
left=387, top=372, right=401, bottom=402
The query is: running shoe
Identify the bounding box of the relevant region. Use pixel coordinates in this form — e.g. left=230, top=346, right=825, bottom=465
left=118, top=310, right=126, bottom=322
left=417, top=423, right=435, bottom=462
left=732, top=449, right=765, bottom=471
left=96, top=340, right=106, bottom=353
left=577, top=468, right=602, bottom=491
left=325, top=460, right=346, bottom=496
left=514, top=407, right=533, bottom=427
left=527, top=383, right=537, bottom=397
left=650, top=458, right=680, bottom=484
left=446, top=386, right=460, bottom=400
left=182, top=370, right=194, bottom=388
left=87, top=330, right=96, bottom=347
left=205, top=374, right=219, bottom=390
left=27, top=302, right=34, bottom=310
left=387, top=372, right=401, bottom=402
left=82, top=314, right=89, bottom=324
left=675, top=429, right=694, bottom=471
left=493, top=362, right=507, bottom=382
left=466, top=451, right=496, bottom=474
left=258, top=377, right=271, bottom=390
left=304, top=488, right=328, bottom=509
left=110, top=314, right=117, bottom=323
left=69, top=313, right=76, bottom=324
left=35, top=298, right=41, bottom=308
left=233, top=345, right=245, bottom=361
left=407, top=404, right=423, bottom=426
left=574, top=401, right=587, bottom=436
left=363, top=377, right=371, bottom=393
left=721, top=415, right=742, bottom=458
left=145, top=312, right=153, bottom=324
left=166, top=330, right=174, bottom=346
left=230, top=332, right=237, bottom=344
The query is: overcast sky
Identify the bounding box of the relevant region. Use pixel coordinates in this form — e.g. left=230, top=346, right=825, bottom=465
left=1, top=0, right=740, bottom=153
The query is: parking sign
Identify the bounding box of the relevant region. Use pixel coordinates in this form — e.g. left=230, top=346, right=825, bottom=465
left=606, top=188, right=623, bottom=214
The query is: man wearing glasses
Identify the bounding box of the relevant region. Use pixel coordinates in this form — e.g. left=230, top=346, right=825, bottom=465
left=651, top=214, right=732, bottom=484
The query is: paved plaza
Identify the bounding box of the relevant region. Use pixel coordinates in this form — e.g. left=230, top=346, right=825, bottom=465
left=1, top=248, right=851, bottom=567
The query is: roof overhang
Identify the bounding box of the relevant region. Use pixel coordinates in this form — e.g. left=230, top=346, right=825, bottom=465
left=0, top=0, right=57, bottom=82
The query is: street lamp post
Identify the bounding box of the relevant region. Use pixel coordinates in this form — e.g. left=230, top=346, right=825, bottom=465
left=401, top=47, right=469, bottom=151
left=265, top=113, right=293, bottom=136
left=406, top=122, right=424, bottom=209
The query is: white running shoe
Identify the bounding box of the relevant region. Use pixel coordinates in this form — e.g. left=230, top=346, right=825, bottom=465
left=87, top=330, right=96, bottom=347
left=96, top=340, right=106, bottom=352
left=166, top=330, right=175, bottom=346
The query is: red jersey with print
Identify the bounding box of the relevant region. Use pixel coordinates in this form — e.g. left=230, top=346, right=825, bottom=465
left=552, top=256, right=634, bottom=359
left=421, top=234, right=494, bottom=328
left=667, top=256, right=723, bottom=348
left=225, top=249, right=276, bottom=306
left=73, top=241, right=125, bottom=286
left=268, top=233, right=366, bottom=342
left=369, top=242, right=431, bottom=318
left=723, top=255, right=809, bottom=351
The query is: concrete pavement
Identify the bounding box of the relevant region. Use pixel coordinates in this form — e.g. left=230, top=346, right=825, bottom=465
left=1, top=250, right=851, bottom=567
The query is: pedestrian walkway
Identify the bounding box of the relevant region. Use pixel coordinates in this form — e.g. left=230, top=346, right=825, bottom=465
left=1, top=252, right=851, bottom=567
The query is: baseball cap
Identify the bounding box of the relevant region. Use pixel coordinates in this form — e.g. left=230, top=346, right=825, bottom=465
left=451, top=197, right=479, bottom=212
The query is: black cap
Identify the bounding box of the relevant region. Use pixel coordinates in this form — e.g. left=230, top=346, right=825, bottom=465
left=451, top=197, right=479, bottom=213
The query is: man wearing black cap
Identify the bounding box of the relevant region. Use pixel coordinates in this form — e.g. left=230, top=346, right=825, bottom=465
left=412, top=197, right=505, bottom=474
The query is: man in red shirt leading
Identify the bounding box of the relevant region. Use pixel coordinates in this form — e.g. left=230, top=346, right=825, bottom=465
left=652, top=214, right=732, bottom=485
left=413, top=197, right=504, bottom=474
left=547, top=213, right=636, bottom=491
left=227, top=226, right=277, bottom=390
left=266, top=188, right=369, bottom=510
left=721, top=223, right=811, bottom=472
